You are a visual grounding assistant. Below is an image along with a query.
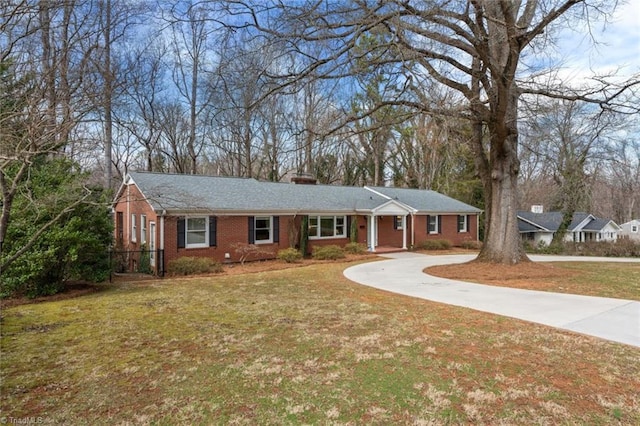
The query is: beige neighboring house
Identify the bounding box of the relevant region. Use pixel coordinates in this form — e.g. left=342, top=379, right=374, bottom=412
left=620, top=220, right=640, bottom=241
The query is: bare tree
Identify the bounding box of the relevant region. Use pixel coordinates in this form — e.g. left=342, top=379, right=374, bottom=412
left=520, top=99, right=624, bottom=243
left=210, top=0, right=638, bottom=263
left=0, top=0, right=99, bottom=269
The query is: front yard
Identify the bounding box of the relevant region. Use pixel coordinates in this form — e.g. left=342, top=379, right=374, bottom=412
left=1, top=259, right=639, bottom=424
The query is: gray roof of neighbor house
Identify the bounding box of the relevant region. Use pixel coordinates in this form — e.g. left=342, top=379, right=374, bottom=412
left=517, top=211, right=617, bottom=233
left=123, top=172, right=481, bottom=215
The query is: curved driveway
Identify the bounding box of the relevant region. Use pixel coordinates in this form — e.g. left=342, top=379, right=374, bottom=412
left=343, top=253, right=640, bottom=347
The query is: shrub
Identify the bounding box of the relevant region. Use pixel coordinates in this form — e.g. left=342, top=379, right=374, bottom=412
left=167, top=257, right=223, bottom=276
left=419, top=239, right=452, bottom=250
left=312, top=245, right=346, bottom=260
left=1, top=158, right=113, bottom=298
left=277, top=248, right=303, bottom=263
left=344, top=242, right=367, bottom=254
left=460, top=239, right=482, bottom=250
left=231, top=243, right=274, bottom=265
left=138, top=244, right=152, bottom=274
left=524, top=239, right=640, bottom=257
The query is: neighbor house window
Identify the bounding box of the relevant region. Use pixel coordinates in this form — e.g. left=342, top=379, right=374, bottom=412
left=186, top=217, right=208, bottom=248
left=141, top=215, right=147, bottom=244
left=254, top=216, right=273, bottom=243
left=633, top=225, right=639, bottom=233
left=457, top=215, right=468, bottom=233
left=394, top=216, right=404, bottom=230
left=427, top=215, right=440, bottom=234
left=131, top=214, right=137, bottom=243
left=309, top=215, right=346, bottom=239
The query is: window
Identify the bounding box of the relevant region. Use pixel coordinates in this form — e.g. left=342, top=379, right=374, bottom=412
left=254, top=216, right=273, bottom=243
left=309, top=215, right=347, bottom=239
left=141, top=215, right=147, bottom=244
left=131, top=214, right=137, bottom=242
left=116, top=212, right=124, bottom=242
left=632, top=225, right=639, bottom=233
left=178, top=216, right=216, bottom=249
left=457, top=215, right=468, bottom=233
left=427, top=215, right=439, bottom=234
left=394, top=216, right=404, bottom=230
left=186, top=217, right=208, bottom=248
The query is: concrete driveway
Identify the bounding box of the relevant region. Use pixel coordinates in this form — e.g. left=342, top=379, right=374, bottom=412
left=343, top=253, right=640, bottom=347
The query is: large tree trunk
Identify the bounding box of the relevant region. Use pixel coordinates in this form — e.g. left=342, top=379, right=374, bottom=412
left=477, top=151, right=527, bottom=263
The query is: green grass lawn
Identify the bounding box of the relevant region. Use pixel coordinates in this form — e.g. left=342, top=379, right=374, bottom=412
left=552, top=262, right=640, bottom=300
left=2, top=261, right=639, bottom=424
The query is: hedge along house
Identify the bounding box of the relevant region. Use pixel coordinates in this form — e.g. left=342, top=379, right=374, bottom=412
left=112, top=171, right=481, bottom=274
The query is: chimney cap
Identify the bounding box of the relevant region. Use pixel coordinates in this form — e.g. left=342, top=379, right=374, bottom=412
left=290, top=173, right=317, bottom=185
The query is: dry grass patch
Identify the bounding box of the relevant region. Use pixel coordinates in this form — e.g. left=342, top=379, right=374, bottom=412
left=1, top=261, right=639, bottom=424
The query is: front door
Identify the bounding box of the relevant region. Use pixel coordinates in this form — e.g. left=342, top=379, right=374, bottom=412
left=149, top=222, right=156, bottom=267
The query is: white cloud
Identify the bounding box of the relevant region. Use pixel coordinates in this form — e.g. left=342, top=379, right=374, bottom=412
left=554, top=1, right=639, bottom=83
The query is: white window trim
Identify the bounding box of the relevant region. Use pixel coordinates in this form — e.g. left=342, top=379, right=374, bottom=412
left=186, top=216, right=209, bottom=249
left=141, top=215, right=147, bottom=244
left=458, top=215, right=468, bottom=233
left=308, top=215, right=347, bottom=239
left=131, top=214, right=137, bottom=243
left=428, top=215, right=439, bottom=234
left=632, top=225, right=638, bottom=233
left=254, top=216, right=273, bottom=244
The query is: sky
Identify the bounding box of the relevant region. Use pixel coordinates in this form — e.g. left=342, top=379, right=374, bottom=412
left=555, top=1, right=640, bottom=84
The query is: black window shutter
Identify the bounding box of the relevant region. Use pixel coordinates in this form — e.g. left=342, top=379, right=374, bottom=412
left=248, top=216, right=255, bottom=244
left=209, top=216, right=217, bottom=247
left=426, top=215, right=431, bottom=232
left=346, top=215, right=352, bottom=234
left=273, top=216, right=279, bottom=243
left=177, top=217, right=186, bottom=248
left=438, top=215, right=442, bottom=234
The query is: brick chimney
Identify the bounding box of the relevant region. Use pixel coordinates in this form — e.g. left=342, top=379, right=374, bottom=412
left=290, top=173, right=317, bottom=185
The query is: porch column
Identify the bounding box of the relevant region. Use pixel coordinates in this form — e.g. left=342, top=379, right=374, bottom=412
left=368, top=214, right=376, bottom=252
left=411, top=214, right=415, bottom=248
left=402, top=214, right=407, bottom=249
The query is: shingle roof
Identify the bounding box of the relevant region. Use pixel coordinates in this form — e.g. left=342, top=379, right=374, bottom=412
left=125, top=172, right=481, bottom=215
left=368, top=186, right=482, bottom=214
left=517, top=211, right=615, bottom=232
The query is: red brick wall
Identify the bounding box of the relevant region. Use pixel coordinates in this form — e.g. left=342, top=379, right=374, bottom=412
left=112, top=183, right=159, bottom=272
left=164, top=214, right=294, bottom=267
left=413, top=214, right=478, bottom=247
left=113, top=184, right=159, bottom=248
left=376, top=216, right=408, bottom=247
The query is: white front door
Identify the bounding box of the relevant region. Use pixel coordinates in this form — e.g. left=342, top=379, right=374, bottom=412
left=149, top=222, right=156, bottom=267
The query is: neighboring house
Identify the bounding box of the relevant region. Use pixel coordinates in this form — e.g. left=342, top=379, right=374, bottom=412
left=620, top=220, right=640, bottom=241
left=518, top=210, right=621, bottom=246
left=112, top=172, right=481, bottom=274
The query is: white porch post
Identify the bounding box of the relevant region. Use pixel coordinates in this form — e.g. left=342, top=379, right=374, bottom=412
left=411, top=214, right=415, bottom=248
left=402, top=214, right=407, bottom=249
left=368, top=214, right=377, bottom=252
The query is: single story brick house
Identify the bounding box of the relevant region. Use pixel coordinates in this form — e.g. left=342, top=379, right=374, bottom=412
left=112, top=171, right=481, bottom=274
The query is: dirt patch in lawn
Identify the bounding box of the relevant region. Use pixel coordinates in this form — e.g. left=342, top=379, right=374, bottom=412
left=427, top=261, right=581, bottom=291
left=0, top=282, right=110, bottom=309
